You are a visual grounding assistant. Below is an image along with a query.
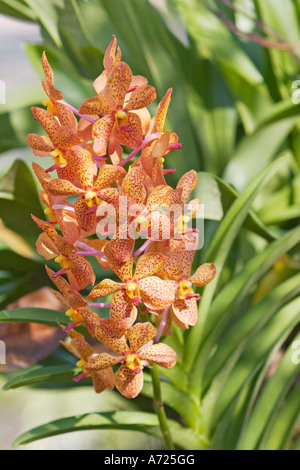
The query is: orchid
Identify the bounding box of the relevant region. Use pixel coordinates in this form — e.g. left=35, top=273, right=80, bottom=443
left=85, top=322, right=177, bottom=399
left=79, top=60, right=156, bottom=156
left=26, top=36, right=216, bottom=451
left=61, top=329, right=114, bottom=394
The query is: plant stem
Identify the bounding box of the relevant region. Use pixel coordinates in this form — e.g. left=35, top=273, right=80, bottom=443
left=151, top=364, right=175, bottom=450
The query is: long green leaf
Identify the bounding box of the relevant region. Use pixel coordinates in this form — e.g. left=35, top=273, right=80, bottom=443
left=0, top=308, right=67, bottom=327
left=207, top=298, right=300, bottom=433
left=239, top=333, right=300, bottom=450
left=13, top=411, right=204, bottom=449
left=3, top=364, right=79, bottom=391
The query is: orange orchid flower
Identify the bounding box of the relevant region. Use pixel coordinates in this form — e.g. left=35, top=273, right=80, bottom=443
left=158, top=235, right=216, bottom=326
left=32, top=215, right=95, bottom=291
left=41, top=51, right=63, bottom=115
left=27, top=104, right=82, bottom=175
left=61, top=329, right=114, bottom=394
left=85, top=322, right=177, bottom=399
left=79, top=60, right=156, bottom=156
left=45, top=162, right=126, bottom=233
left=87, top=247, right=177, bottom=329
left=46, top=267, right=101, bottom=336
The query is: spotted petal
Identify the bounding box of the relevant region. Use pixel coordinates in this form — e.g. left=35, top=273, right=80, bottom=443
left=122, top=168, right=147, bottom=205
left=46, top=179, right=85, bottom=197
left=114, top=364, right=143, bottom=399
left=46, top=266, right=87, bottom=309
left=190, top=263, right=216, bottom=287
left=87, top=279, right=122, bottom=300
left=85, top=353, right=121, bottom=372
left=172, top=297, right=198, bottom=326
left=139, top=343, right=177, bottom=369
left=105, top=61, right=132, bottom=109
left=134, top=253, right=165, bottom=281
left=96, top=318, right=128, bottom=355
left=125, top=84, right=156, bottom=111
left=127, top=322, right=156, bottom=352
left=148, top=88, right=172, bottom=135
left=79, top=95, right=113, bottom=116
left=110, top=290, right=137, bottom=330
left=92, top=115, right=115, bottom=156
left=67, top=254, right=96, bottom=291
left=92, top=369, right=114, bottom=393
left=177, top=170, right=198, bottom=205
left=31, top=107, right=60, bottom=146
left=94, top=164, right=126, bottom=192
left=27, top=134, right=55, bottom=154
left=104, top=244, right=133, bottom=283
left=114, top=111, right=143, bottom=150
left=138, top=277, right=177, bottom=310
left=63, top=329, right=94, bottom=360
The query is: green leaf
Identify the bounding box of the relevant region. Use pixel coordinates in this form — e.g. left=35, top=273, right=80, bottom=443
left=0, top=159, right=44, bottom=239
left=185, top=155, right=288, bottom=377
left=238, top=333, right=300, bottom=450
left=0, top=0, right=37, bottom=21
left=223, top=117, right=298, bottom=191
left=202, top=273, right=300, bottom=392
left=0, top=308, right=67, bottom=327
left=12, top=411, right=204, bottom=449
left=23, top=0, right=64, bottom=47
left=58, top=0, right=104, bottom=80
left=196, top=171, right=277, bottom=241
left=3, top=364, right=79, bottom=390
left=263, top=382, right=300, bottom=450
left=208, top=298, right=300, bottom=433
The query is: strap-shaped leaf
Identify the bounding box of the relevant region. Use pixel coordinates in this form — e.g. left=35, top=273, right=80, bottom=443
left=238, top=333, right=300, bottom=450
left=0, top=308, right=67, bottom=327
left=202, top=273, right=300, bottom=392
left=206, top=298, right=300, bottom=433
left=185, top=155, right=289, bottom=374
left=12, top=411, right=204, bottom=450
left=3, top=364, right=79, bottom=391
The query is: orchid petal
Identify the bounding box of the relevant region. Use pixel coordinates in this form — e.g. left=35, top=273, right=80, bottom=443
left=138, top=277, right=177, bottom=310
left=87, top=279, right=122, bottom=300
left=190, top=263, right=216, bottom=287
left=124, top=84, right=156, bottom=111
left=134, top=253, right=165, bottom=281
left=92, top=115, right=115, bottom=156
left=138, top=343, right=177, bottom=369
left=172, top=297, right=198, bottom=326
left=114, top=364, right=143, bottom=399
left=110, top=290, right=137, bottom=330
left=127, top=322, right=156, bottom=352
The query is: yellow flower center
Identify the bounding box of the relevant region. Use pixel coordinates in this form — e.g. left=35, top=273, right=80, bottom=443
left=178, top=279, right=193, bottom=299
left=126, top=282, right=140, bottom=300
left=55, top=254, right=70, bottom=270
left=51, top=149, right=66, bottom=167
left=125, top=354, right=142, bottom=371
left=43, top=99, right=57, bottom=115
left=115, top=110, right=128, bottom=127
left=66, top=308, right=83, bottom=323
left=158, top=157, right=165, bottom=168
left=76, top=359, right=87, bottom=372
left=176, top=215, right=190, bottom=233
left=44, top=207, right=57, bottom=224
left=135, top=215, right=148, bottom=233
left=85, top=191, right=99, bottom=208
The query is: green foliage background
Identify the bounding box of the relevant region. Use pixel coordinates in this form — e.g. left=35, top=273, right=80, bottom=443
left=0, top=0, right=299, bottom=450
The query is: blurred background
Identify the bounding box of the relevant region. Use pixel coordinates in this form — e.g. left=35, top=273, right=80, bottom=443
left=0, top=0, right=299, bottom=451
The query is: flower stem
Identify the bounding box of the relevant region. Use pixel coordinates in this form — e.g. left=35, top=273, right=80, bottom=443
left=151, top=364, right=175, bottom=450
